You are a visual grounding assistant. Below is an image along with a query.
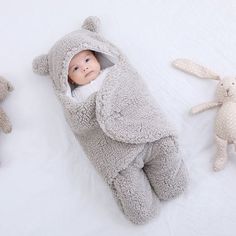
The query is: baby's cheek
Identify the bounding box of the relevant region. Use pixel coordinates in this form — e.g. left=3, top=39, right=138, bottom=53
left=74, top=72, right=82, bottom=80
left=97, top=64, right=101, bottom=72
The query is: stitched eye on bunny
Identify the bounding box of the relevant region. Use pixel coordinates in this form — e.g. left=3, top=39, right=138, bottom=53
left=173, top=59, right=236, bottom=171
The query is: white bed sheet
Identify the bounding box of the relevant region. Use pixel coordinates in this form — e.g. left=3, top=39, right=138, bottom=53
left=1, top=0, right=236, bottom=235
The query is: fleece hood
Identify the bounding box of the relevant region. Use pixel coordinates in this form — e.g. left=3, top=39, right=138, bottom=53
left=33, top=16, right=121, bottom=94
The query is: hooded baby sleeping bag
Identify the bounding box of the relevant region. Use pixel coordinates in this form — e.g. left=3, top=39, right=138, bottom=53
left=32, top=16, right=188, bottom=224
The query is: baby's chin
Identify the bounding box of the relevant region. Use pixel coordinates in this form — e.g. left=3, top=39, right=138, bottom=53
left=87, top=71, right=100, bottom=82
left=81, top=77, right=96, bottom=85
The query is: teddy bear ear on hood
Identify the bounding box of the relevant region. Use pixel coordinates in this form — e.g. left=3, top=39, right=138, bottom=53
left=82, top=16, right=101, bottom=33
left=32, top=54, right=49, bottom=76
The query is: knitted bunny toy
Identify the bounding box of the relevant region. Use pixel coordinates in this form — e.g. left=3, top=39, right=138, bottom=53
left=173, top=59, right=236, bottom=171
left=0, top=76, right=13, bottom=134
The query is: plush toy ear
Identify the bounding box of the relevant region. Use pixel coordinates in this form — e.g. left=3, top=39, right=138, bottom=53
left=172, top=59, right=220, bottom=80
left=82, top=16, right=101, bottom=33
left=32, top=54, right=49, bottom=75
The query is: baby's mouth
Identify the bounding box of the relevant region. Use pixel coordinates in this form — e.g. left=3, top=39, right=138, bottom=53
left=86, top=71, right=93, bottom=77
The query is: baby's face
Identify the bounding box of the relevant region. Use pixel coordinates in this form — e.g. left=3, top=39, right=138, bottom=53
left=68, top=50, right=101, bottom=85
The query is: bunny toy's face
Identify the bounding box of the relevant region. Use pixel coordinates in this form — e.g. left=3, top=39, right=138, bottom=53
left=216, top=77, right=236, bottom=103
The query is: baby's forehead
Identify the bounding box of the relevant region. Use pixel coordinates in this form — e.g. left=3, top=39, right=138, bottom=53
left=69, top=50, right=94, bottom=66
left=73, top=50, right=93, bottom=59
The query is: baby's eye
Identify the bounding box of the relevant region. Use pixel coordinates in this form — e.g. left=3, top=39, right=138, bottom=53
left=85, top=58, right=90, bottom=63
left=73, top=66, right=79, bottom=72
left=232, top=82, right=235, bottom=85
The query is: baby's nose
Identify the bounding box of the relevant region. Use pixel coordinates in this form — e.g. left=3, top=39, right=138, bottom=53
left=83, top=67, right=89, bottom=72
left=226, top=88, right=230, bottom=93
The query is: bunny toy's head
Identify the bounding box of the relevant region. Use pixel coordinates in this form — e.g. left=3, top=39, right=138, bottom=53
left=216, top=76, right=236, bottom=103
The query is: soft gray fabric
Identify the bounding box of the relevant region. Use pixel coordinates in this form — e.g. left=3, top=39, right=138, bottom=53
left=0, top=76, right=14, bottom=134
left=112, top=137, right=187, bottom=224
left=32, top=16, right=188, bottom=224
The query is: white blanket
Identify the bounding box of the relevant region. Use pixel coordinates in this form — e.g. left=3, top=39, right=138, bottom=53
left=0, top=0, right=236, bottom=235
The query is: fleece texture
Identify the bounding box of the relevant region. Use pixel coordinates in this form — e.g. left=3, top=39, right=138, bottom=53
left=0, top=76, right=13, bottom=134
left=33, top=16, right=188, bottom=224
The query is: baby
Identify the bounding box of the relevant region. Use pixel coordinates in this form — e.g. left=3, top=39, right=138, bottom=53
left=33, top=16, right=188, bottom=224
left=68, top=50, right=109, bottom=101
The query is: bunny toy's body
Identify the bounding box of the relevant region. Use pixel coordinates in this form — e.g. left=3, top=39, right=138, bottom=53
left=173, top=59, right=236, bottom=171
left=216, top=102, right=236, bottom=142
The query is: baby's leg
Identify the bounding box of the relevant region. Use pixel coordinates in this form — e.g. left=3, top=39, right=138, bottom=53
left=111, top=152, right=160, bottom=225
left=143, top=137, right=188, bottom=201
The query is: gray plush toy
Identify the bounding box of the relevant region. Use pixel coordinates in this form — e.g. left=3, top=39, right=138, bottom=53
left=32, top=16, right=188, bottom=224
left=0, top=76, right=13, bottom=134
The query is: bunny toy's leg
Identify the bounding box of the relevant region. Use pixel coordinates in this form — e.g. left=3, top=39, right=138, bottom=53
left=143, top=137, right=188, bottom=201
left=214, top=135, right=228, bottom=171
left=110, top=147, right=160, bottom=225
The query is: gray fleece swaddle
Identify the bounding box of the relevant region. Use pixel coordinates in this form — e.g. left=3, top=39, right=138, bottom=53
left=32, top=16, right=188, bottom=224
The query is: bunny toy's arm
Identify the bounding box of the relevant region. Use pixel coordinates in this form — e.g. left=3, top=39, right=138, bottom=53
left=190, top=101, right=221, bottom=114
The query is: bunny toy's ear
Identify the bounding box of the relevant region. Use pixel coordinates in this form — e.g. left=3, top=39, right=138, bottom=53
left=32, top=54, right=49, bottom=76
left=82, top=16, right=101, bottom=33
left=172, top=59, right=220, bottom=80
